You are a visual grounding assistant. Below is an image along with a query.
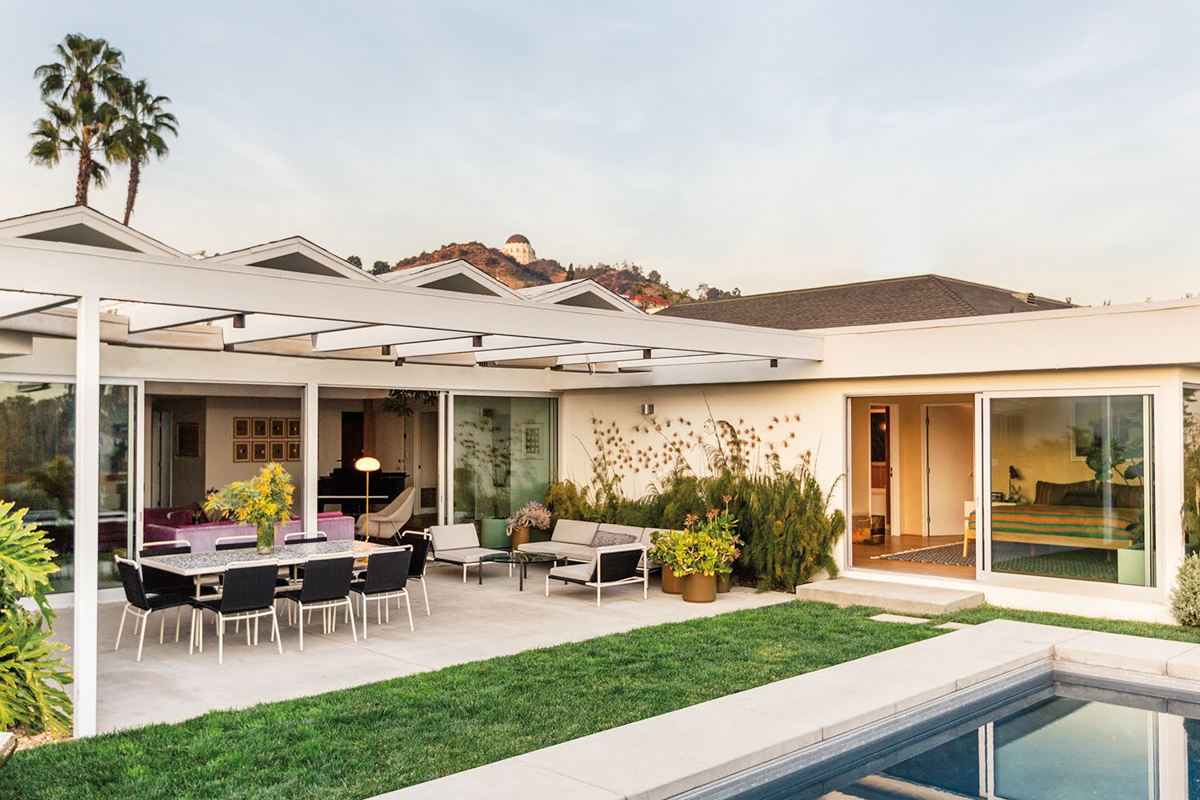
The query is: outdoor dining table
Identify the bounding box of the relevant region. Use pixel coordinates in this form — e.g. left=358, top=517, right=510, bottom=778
left=139, top=538, right=395, bottom=598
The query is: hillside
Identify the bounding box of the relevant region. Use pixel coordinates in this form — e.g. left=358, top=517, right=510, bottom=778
left=377, top=242, right=741, bottom=308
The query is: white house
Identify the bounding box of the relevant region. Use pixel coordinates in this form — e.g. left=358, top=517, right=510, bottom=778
left=0, top=205, right=1197, bottom=736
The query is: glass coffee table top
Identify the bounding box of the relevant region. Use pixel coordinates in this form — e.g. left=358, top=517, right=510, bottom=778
left=479, top=550, right=560, bottom=590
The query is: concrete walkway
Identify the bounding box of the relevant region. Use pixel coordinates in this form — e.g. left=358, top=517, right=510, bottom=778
left=56, top=565, right=792, bottom=733
left=795, top=576, right=983, bottom=615
left=382, top=619, right=1200, bottom=800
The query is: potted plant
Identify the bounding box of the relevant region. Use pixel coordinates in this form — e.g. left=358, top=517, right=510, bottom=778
left=669, top=506, right=742, bottom=603
left=712, top=496, right=741, bottom=593
left=203, top=462, right=294, bottom=554
left=648, top=527, right=685, bottom=594
left=506, top=501, right=551, bottom=549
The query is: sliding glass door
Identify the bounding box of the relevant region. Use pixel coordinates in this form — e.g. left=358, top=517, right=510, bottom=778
left=0, top=380, right=137, bottom=593
left=451, top=395, right=557, bottom=547
left=984, top=393, right=1153, bottom=587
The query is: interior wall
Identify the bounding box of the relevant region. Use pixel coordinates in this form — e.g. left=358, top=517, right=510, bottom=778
left=849, top=394, right=974, bottom=535
left=149, top=396, right=206, bottom=507
left=205, top=396, right=303, bottom=511
left=316, top=398, right=407, bottom=476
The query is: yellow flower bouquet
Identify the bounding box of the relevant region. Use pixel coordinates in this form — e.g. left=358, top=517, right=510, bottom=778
left=203, top=463, right=295, bottom=554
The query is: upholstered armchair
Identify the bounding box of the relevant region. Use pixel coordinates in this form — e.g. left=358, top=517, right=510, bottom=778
left=355, top=487, right=416, bottom=541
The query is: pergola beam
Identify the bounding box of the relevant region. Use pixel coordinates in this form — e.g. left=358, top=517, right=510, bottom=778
left=0, top=289, right=72, bottom=321
left=115, top=302, right=236, bottom=333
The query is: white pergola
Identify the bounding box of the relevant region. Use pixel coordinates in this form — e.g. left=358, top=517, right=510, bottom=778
left=0, top=235, right=823, bottom=737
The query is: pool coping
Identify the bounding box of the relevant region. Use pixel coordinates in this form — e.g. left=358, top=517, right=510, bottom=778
left=374, top=620, right=1200, bottom=800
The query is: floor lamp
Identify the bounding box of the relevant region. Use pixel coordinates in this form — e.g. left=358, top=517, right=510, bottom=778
left=355, top=456, right=381, bottom=540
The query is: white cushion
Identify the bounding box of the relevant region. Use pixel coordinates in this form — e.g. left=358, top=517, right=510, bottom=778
left=433, top=546, right=504, bottom=565
left=551, top=519, right=599, bottom=545
left=548, top=561, right=595, bottom=582
left=428, top=523, right=480, bottom=552
left=597, top=523, right=644, bottom=539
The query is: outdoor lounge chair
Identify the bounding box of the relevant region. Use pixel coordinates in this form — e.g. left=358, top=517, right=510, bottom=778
left=427, top=523, right=506, bottom=583
left=544, top=543, right=648, bottom=606
left=349, top=545, right=413, bottom=638
left=114, top=556, right=192, bottom=661
left=356, top=487, right=415, bottom=542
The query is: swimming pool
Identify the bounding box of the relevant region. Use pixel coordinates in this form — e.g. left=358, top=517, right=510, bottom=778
left=679, top=669, right=1200, bottom=799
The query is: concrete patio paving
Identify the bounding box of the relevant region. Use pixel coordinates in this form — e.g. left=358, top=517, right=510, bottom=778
left=54, top=564, right=792, bottom=734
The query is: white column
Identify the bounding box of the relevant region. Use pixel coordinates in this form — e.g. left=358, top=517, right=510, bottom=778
left=439, top=392, right=450, bottom=525
left=73, top=296, right=100, bottom=737
left=302, top=382, right=318, bottom=530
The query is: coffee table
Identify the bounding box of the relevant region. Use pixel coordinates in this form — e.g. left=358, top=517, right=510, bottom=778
left=480, top=550, right=560, bottom=591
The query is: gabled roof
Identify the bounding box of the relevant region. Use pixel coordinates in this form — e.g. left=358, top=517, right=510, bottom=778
left=0, top=205, right=188, bottom=258
left=517, top=279, right=643, bottom=314
left=380, top=259, right=522, bottom=298
left=658, top=274, right=1074, bottom=330
left=207, top=236, right=376, bottom=282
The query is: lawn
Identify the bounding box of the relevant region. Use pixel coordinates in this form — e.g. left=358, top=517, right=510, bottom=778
left=2, top=600, right=1197, bottom=800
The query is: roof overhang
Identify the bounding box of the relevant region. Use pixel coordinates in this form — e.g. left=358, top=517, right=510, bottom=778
left=206, top=236, right=377, bottom=282
left=0, top=205, right=189, bottom=259
left=381, top=259, right=522, bottom=298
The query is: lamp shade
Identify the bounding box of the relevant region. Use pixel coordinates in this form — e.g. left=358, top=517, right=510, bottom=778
left=354, top=456, right=381, bottom=472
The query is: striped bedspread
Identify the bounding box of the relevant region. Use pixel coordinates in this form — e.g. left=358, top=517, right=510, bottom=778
left=968, top=504, right=1140, bottom=542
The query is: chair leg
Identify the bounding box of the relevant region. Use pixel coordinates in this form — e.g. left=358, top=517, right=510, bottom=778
left=217, top=615, right=225, bottom=665
left=189, top=608, right=197, bottom=655
left=462, top=563, right=467, bottom=583
left=421, top=579, right=430, bottom=616
left=545, top=575, right=550, bottom=596
left=254, top=617, right=260, bottom=646
left=596, top=585, right=602, bottom=608
left=346, top=599, right=357, bottom=643
left=246, top=618, right=252, bottom=646
left=115, top=605, right=128, bottom=651
left=137, top=611, right=149, bottom=661
left=298, top=603, right=305, bottom=652
left=405, top=592, right=414, bottom=632
left=160, top=612, right=166, bottom=644
left=384, top=598, right=390, bottom=624
left=360, top=594, right=368, bottom=640
left=175, top=606, right=183, bottom=642
left=272, top=609, right=283, bottom=655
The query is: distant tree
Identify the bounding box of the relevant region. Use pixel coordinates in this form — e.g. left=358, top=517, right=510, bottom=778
left=565, top=263, right=575, bottom=280
left=346, top=255, right=362, bottom=268
left=111, top=79, right=177, bottom=225
left=647, top=269, right=661, bottom=284
left=371, top=260, right=391, bottom=275
left=29, top=34, right=128, bottom=205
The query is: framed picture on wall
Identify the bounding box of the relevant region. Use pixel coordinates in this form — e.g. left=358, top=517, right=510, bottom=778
left=251, top=441, right=268, bottom=462
left=287, top=441, right=301, bottom=461
left=175, top=422, right=201, bottom=458
left=270, top=418, right=286, bottom=438
left=287, top=418, right=301, bottom=438
left=520, top=423, right=544, bottom=459
left=252, top=418, right=268, bottom=438
left=233, top=417, right=250, bottom=439
left=233, top=441, right=250, bottom=462
left=270, top=441, right=286, bottom=461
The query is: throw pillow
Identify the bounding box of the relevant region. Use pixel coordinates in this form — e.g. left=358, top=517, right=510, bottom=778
left=591, top=530, right=637, bottom=548
left=166, top=509, right=193, bottom=528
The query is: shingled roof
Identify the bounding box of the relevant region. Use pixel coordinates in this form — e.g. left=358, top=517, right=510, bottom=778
left=657, top=274, right=1074, bottom=331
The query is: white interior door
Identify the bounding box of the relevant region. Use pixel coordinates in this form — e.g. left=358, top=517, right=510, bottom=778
left=925, top=404, right=975, bottom=537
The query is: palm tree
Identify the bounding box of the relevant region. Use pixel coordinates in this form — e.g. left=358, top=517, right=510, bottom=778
left=28, top=34, right=127, bottom=205
left=112, top=80, right=178, bottom=225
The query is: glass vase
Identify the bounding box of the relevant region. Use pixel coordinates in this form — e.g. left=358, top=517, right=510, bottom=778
left=257, top=521, right=275, bottom=554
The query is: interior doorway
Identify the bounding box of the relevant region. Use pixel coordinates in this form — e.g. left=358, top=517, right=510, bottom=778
left=850, top=393, right=976, bottom=579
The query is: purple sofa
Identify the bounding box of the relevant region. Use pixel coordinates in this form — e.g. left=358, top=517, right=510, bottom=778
left=143, top=510, right=354, bottom=553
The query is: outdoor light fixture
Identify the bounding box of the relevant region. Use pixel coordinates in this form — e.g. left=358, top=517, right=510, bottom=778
left=640, top=403, right=655, bottom=415
left=355, top=456, right=381, bottom=539
left=770, top=359, right=779, bottom=368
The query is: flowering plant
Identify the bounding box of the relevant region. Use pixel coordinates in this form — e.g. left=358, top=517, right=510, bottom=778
left=506, top=501, right=552, bottom=536
left=203, top=463, right=294, bottom=552
left=649, top=497, right=741, bottom=577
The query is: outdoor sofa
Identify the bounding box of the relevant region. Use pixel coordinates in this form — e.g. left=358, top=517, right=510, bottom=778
left=427, top=523, right=507, bottom=582
left=545, top=543, right=649, bottom=606
left=516, top=520, right=660, bottom=573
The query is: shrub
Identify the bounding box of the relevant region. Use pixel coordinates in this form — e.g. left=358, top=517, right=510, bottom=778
left=1171, top=553, right=1200, bottom=626
left=0, top=501, right=72, bottom=734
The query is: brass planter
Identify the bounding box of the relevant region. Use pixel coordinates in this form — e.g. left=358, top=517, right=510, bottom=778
left=681, top=573, right=716, bottom=603
left=716, top=572, right=733, bottom=593
left=661, top=569, right=682, bottom=594
left=510, top=526, right=530, bottom=550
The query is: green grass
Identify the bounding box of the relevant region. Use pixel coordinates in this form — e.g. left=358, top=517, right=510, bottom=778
left=3, top=600, right=1197, bottom=800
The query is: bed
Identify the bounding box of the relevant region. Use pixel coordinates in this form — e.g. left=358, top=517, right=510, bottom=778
left=963, top=480, right=1143, bottom=556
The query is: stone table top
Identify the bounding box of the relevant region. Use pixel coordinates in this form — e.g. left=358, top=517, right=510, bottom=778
left=140, top=539, right=395, bottom=576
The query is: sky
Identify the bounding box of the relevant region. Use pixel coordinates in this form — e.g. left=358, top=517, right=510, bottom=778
left=0, top=1, right=1197, bottom=306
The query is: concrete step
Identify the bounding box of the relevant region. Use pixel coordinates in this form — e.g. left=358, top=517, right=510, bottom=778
left=795, top=577, right=984, bottom=616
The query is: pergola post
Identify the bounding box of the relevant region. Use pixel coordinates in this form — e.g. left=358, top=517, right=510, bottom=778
left=302, top=382, right=318, bottom=531
left=72, top=295, right=100, bottom=737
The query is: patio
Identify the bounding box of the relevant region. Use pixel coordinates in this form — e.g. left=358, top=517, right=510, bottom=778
left=54, top=562, right=793, bottom=734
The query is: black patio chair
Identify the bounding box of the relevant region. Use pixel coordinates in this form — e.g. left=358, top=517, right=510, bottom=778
left=399, top=530, right=432, bottom=616
left=277, top=553, right=357, bottom=650
left=139, top=539, right=195, bottom=598
left=189, top=561, right=283, bottom=664
left=114, top=556, right=192, bottom=662
left=350, top=545, right=413, bottom=638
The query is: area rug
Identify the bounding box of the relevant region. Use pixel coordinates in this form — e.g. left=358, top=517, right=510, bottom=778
left=876, top=541, right=1118, bottom=582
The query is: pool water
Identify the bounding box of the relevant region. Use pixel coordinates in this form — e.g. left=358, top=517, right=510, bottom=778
left=697, top=680, right=1200, bottom=799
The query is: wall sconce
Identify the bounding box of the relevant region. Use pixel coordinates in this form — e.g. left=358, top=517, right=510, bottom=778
left=640, top=403, right=654, bottom=415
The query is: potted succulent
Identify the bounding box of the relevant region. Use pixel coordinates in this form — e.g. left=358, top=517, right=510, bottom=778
left=668, top=505, right=741, bottom=603
left=648, top=527, right=685, bottom=594
left=506, top=501, right=551, bottom=550
left=713, top=497, right=741, bottom=593
left=203, top=463, right=294, bottom=554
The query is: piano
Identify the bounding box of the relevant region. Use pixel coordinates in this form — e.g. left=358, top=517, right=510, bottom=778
left=317, top=467, right=406, bottom=516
